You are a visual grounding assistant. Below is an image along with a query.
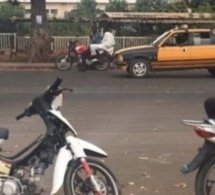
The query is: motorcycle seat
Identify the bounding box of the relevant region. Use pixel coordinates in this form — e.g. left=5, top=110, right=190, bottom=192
left=0, top=128, right=9, bottom=140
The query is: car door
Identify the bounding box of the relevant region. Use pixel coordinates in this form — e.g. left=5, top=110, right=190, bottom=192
left=157, top=32, right=190, bottom=68
left=188, top=31, right=215, bottom=67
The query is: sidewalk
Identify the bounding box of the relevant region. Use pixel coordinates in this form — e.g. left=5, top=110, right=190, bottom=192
left=0, top=63, right=55, bottom=70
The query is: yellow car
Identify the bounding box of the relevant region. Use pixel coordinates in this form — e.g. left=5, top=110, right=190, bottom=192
left=114, top=28, right=215, bottom=78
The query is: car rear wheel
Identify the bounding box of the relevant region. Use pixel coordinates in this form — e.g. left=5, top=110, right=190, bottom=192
left=129, top=59, right=150, bottom=78
left=208, top=68, right=215, bottom=76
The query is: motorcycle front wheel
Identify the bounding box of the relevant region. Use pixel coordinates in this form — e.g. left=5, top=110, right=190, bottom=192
left=55, top=54, right=72, bottom=71
left=195, top=156, right=215, bottom=195
left=64, top=158, right=121, bottom=195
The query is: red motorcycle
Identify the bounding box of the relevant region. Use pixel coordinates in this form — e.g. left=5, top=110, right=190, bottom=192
left=55, top=40, right=112, bottom=71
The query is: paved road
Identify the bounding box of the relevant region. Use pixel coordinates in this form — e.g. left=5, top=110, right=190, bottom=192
left=0, top=69, right=214, bottom=195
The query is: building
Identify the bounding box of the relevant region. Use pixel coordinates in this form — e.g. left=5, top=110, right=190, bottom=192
left=0, top=0, right=136, bottom=19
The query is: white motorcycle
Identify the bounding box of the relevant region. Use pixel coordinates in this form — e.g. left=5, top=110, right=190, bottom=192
left=181, top=119, right=215, bottom=195
left=0, top=78, right=121, bottom=195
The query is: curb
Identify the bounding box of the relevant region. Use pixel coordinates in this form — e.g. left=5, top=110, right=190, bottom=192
left=0, top=63, right=56, bottom=71
left=0, top=63, right=119, bottom=71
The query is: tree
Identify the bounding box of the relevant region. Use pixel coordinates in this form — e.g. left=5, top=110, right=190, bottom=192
left=168, top=1, right=188, bottom=12
left=29, top=0, right=52, bottom=62
left=105, top=0, right=129, bottom=12
left=196, top=2, right=213, bottom=13
left=134, top=0, right=169, bottom=12
left=65, top=0, right=99, bottom=21
left=8, top=0, right=20, bottom=6
left=0, top=1, right=24, bottom=20
left=182, top=0, right=215, bottom=12
left=76, top=0, right=99, bottom=21
left=65, top=0, right=100, bottom=35
left=0, top=2, right=24, bottom=33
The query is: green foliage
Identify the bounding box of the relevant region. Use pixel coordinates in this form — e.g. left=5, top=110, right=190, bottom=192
left=133, top=0, right=215, bottom=13
left=196, top=2, right=213, bottom=12
left=105, top=0, right=129, bottom=12
left=65, top=0, right=99, bottom=21
left=168, top=1, right=188, bottom=12
left=8, top=0, right=20, bottom=6
left=134, top=0, right=169, bottom=12
left=182, top=0, right=215, bottom=12
left=0, top=2, right=24, bottom=33
left=76, top=0, right=99, bottom=20
left=0, top=2, right=24, bottom=20
left=64, top=0, right=101, bottom=35
left=48, top=21, right=92, bottom=36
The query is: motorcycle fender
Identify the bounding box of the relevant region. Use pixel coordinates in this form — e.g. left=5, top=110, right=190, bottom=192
left=50, top=136, right=108, bottom=195
left=68, top=136, right=108, bottom=158
left=50, top=146, right=73, bottom=195
left=181, top=140, right=215, bottom=174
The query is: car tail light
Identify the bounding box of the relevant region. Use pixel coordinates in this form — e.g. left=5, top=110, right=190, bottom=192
left=194, top=126, right=215, bottom=139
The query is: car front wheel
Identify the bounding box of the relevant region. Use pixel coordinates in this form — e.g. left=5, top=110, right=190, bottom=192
left=129, top=59, right=150, bottom=78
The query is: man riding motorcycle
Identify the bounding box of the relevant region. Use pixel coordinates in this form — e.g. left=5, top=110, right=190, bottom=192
left=80, top=28, right=115, bottom=71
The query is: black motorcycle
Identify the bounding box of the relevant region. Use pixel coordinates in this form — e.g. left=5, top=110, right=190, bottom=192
left=181, top=118, right=215, bottom=195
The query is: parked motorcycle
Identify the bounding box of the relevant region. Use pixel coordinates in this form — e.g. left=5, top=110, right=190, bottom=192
left=0, top=78, right=121, bottom=195
left=55, top=40, right=112, bottom=71
left=181, top=118, right=215, bottom=195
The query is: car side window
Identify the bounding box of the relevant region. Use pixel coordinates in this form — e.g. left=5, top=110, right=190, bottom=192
left=192, top=32, right=211, bottom=45
left=162, top=32, right=192, bottom=47
left=162, top=34, right=177, bottom=46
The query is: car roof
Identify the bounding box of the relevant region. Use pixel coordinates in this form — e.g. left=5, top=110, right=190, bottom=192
left=171, top=28, right=210, bottom=33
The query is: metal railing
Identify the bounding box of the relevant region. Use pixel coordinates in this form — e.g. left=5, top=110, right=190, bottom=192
left=0, top=34, right=156, bottom=53
left=115, top=36, right=155, bottom=50
left=0, top=33, right=16, bottom=51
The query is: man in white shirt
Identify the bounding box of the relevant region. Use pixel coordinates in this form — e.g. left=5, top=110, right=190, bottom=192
left=90, top=28, right=115, bottom=56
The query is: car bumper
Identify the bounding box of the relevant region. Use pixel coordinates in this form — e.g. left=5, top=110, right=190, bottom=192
left=114, top=61, right=128, bottom=70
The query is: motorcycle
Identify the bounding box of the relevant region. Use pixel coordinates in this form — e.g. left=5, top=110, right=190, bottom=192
left=55, top=40, right=112, bottom=71
left=55, top=40, right=79, bottom=71
left=0, top=78, right=121, bottom=195
left=181, top=118, right=215, bottom=195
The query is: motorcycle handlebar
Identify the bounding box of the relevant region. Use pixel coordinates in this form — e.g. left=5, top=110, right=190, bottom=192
left=17, top=78, right=64, bottom=121
left=49, top=78, right=63, bottom=92
left=16, top=111, right=26, bottom=120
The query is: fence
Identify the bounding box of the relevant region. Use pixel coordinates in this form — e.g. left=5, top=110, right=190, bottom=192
left=0, top=33, right=156, bottom=53
left=0, top=33, right=16, bottom=51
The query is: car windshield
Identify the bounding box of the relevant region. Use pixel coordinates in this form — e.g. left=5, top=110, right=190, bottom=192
left=152, top=31, right=171, bottom=46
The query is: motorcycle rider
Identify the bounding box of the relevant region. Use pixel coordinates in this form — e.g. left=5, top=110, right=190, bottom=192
left=90, top=28, right=103, bottom=44
left=90, top=27, right=115, bottom=56
left=80, top=28, right=115, bottom=71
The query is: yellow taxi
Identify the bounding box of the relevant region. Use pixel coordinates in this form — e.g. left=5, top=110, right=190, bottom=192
left=114, top=28, right=215, bottom=78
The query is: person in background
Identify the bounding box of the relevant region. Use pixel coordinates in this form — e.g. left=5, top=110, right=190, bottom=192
left=90, top=28, right=115, bottom=57
left=90, top=28, right=103, bottom=44
left=80, top=28, right=115, bottom=72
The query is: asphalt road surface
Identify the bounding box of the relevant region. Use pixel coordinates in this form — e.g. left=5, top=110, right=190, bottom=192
left=0, top=68, right=215, bottom=195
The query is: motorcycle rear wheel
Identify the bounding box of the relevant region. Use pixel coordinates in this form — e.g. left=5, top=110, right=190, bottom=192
left=195, top=156, right=215, bottom=195
left=64, top=158, right=121, bottom=195
left=55, top=54, right=72, bottom=71
left=95, top=54, right=111, bottom=71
